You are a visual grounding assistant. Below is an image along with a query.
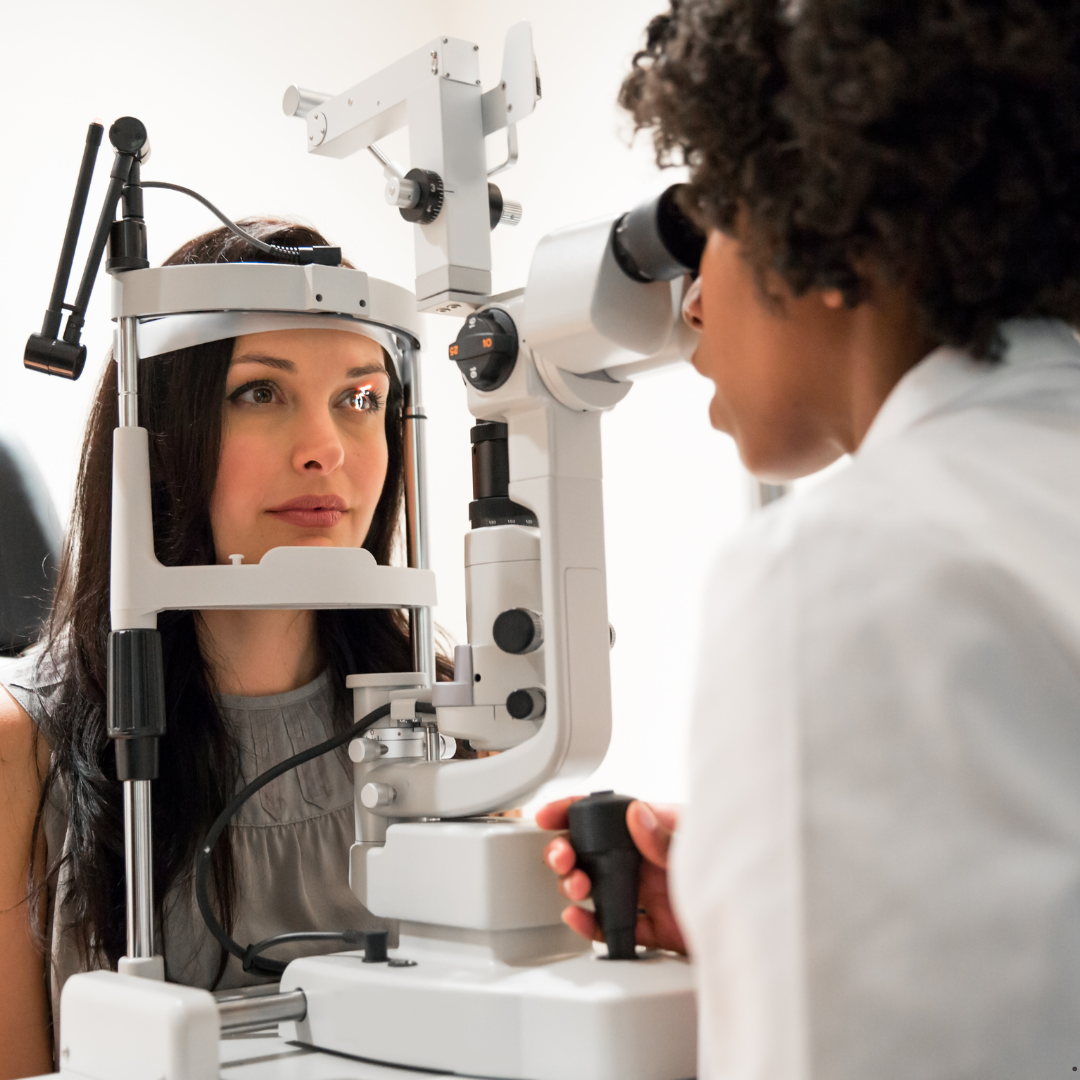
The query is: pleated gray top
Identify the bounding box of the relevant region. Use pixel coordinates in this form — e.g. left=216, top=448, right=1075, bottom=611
left=2, top=655, right=386, bottom=1046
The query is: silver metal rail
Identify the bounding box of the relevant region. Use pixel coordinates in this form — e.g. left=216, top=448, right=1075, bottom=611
left=117, top=315, right=139, bottom=427
left=123, top=779, right=154, bottom=959
left=400, top=339, right=435, bottom=681
left=217, top=988, right=308, bottom=1033
left=117, top=314, right=156, bottom=962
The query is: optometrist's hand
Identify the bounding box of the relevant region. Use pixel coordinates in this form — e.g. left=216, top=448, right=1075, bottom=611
left=536, top=797, right=687, bottom=956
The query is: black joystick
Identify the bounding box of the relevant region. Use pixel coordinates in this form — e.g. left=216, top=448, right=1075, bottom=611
left=567, top=791, right=642, bottom=960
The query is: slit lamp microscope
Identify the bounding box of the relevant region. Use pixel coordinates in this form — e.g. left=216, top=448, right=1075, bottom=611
left=30, top=22, right=703, bottom=1080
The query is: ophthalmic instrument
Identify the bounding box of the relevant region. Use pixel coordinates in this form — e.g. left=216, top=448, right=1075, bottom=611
left=27, top=23, right=703, bottom=1080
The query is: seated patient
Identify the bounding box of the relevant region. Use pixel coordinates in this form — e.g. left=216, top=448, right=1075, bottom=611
left=0, top=219, right=447, bottom=1077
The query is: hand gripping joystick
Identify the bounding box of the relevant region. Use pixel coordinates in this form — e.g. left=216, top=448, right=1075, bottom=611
left=567, top=791, right=642, bottom=960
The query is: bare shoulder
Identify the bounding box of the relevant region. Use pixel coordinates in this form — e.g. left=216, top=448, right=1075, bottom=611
left=0, top=683, right=49, bottom=794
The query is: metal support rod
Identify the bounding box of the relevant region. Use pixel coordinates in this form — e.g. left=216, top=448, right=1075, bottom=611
left=42, top=122, right=103, bottom=340
left=367, top=142, right=406, bottom=182
left=400, top=341, right=435, bottom=682
left=117, top=313, right=155, bottom=961
left=217, top=989, right=307, bottom=1033
left=117, top=315, right=139, bottom=426
left=123, top=780, right=154, bottom=958
left=424, top=722, right=441, bottom=762
left=66, top=153, right=134, bottom=343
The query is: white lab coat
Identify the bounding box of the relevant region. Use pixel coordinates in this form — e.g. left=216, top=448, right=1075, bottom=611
left=672, top=319, right=1080, bottom=1080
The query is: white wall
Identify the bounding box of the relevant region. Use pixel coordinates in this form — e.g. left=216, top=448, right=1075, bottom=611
left=1, top=0, right=749, bottom=804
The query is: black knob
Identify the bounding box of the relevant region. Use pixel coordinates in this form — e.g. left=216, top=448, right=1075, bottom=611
left=23, top=334, right=86, bottom=380
left=108, top=116, right=149, bottom=158
left=567, top=791, right=642, bottom=960
left=399, top=168, right=444, bottom=225
left=505, top=687, right=546, bottom=721
left=450, top=308, right=518, bottom=392
left=362, top=929, right=389, bottom=963
left=493, top=608, right=543, bottom=654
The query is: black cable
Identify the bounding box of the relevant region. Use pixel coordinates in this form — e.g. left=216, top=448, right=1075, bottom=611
left=138, top=180, right=341, bottom=266
left=195, top=699, right=436, bottom=976
left=242, top=930, right=386, bottom=973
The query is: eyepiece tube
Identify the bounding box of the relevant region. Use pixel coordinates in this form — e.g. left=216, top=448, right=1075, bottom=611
left=611, top=184, right=705, bottom=283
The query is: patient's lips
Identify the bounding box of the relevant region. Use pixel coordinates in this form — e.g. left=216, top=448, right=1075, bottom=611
left=268, top=494, right=347, bottom=528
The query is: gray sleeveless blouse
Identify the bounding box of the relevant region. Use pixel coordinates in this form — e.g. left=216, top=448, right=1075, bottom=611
left=2, top=654, right=387, bottom=1038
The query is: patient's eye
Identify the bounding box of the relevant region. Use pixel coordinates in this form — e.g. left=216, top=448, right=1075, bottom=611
left=341, top=384, right=383, bottom=414
left=228, top=380, right=278, bottom=406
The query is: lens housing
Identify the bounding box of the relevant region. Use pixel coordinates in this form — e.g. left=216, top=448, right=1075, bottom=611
left=611, top=184, right=705, bottom=282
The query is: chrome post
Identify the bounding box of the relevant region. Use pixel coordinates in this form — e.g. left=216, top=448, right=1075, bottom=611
left=400, top=340, right=435, bottom=682
left=117, top=315, right=155, bottom=962
left=117, top=316, right=139, bottom=427
left=123, top=779, right=154, bottom=958
left=216, top=988, right=308, bottom=1033
left=424, top=722, right=441, bottom=762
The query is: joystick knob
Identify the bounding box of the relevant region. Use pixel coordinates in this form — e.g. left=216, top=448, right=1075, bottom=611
left=567, top=791, right=642, bottom=960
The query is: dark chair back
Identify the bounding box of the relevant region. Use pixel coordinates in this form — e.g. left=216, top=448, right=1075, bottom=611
left=0, top=436, right=60, bottom=655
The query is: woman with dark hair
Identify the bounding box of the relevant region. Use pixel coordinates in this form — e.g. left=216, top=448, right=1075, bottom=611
left=542, top=1, right=1080, bottom=1076
left=0, top=218, right=447, bottom=1076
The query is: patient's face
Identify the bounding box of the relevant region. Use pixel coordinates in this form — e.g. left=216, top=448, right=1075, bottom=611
left=210, top=328, right=391, bottom=564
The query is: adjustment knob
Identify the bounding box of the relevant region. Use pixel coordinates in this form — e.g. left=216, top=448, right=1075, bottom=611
left=109, top=116, right=149, bottom=160
left=505, top=688, right=546, bottom=721
left=567, top=791, right=642, bottom=960
left=487, top=182, right=523, bottom=230
left=398, top=168, right=444, bottom=224
left=449, top=308, right=519, bottom=392
left=493, top=608, right=543, bottom=654
left=385, top=174, right=420, bottom=209
left=360, top=782, right=396, bottom=809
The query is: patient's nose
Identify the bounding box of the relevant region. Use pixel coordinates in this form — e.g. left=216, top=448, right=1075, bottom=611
left=293, top=410, right=345, bottom=474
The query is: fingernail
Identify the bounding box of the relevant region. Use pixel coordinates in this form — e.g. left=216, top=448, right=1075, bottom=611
left=636, top=802, right=657, bottom=831
left=546, top=849, right=560, bottom=871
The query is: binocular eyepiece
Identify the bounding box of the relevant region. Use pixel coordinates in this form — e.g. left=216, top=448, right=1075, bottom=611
left=611, top=184, right=705, bottom=284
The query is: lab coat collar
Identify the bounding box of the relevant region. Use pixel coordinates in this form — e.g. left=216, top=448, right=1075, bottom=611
left=859, top=318, right=1080, bottom=454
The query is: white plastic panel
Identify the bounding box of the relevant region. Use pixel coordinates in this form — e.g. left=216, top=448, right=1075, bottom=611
left=60, top=971, right=217, bottom=1080
left=354, top=820, right=567, bottom=930
left=110, top=264, right=422, bottom=344
left=502, top=22, right=540, bottom=123
left=481, top=22, right=541, bottom=136
left=305, top=37, right=481, bottom=160
left=281, top=942, right=696, bottom=1080
left=523, top=216, right=675, bottom=375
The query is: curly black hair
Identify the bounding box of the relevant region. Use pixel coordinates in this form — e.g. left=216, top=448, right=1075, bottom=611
left=621, top=0, right=1080, bottom=356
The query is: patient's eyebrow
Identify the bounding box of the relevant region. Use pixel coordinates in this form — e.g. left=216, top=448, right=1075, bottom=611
left=229, top=355, right=387, bottom=379
left=231, top=354, right=296, bottom=372
left=346, top=363, right=389, bottom=379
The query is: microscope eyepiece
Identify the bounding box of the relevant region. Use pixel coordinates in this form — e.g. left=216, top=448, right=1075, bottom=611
left=612, top=183, right=705, bottom=283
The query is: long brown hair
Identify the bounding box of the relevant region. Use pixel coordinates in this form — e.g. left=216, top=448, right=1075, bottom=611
left=33, top=219, right=441, bottom=981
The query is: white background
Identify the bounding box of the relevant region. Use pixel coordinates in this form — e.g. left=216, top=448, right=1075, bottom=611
left=0, top=0, right=753, bottom=803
